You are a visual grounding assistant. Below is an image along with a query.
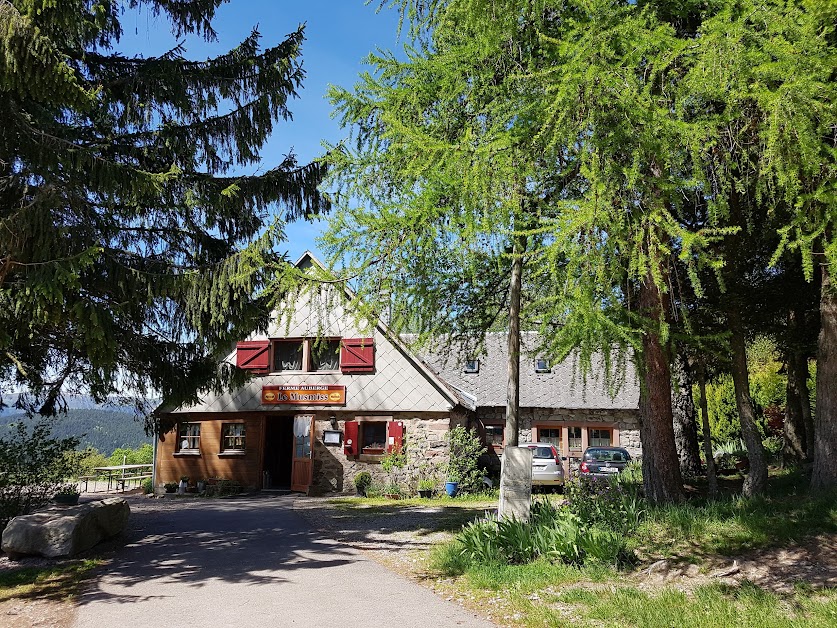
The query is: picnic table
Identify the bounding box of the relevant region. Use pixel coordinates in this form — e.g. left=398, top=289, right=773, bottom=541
left=90, top=464, right=153, bottom=492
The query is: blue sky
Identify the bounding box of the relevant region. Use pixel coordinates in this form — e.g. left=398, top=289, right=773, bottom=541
left=117, top=0, right=403, bottom=262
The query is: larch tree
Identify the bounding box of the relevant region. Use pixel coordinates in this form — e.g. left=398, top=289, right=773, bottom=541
left=323, top=0, right=562, bottom=450
left=0, top=0, right=329, bottom=415
left=676, top=0, right=837, bottom=489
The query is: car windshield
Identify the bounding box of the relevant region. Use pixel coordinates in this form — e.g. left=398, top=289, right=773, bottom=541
left=586, top=448, right=628, bottom=462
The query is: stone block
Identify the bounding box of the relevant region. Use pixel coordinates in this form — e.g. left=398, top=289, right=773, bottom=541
left=2, top=497, right=130, bottom=559
left=499, top=447, right=532, bottom=521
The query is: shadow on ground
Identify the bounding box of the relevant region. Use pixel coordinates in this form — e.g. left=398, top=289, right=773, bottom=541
left=74, top=495, right=363, bottom=606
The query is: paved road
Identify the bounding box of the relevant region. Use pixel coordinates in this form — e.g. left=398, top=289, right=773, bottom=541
left=73, top=496, right=493, bottom=628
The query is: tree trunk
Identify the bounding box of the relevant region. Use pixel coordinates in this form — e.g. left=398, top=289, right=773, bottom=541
left=727, top=305, right=768, bottom=496
left=784, top=308, right=813, bottom=463
left=798, top=351, right=815, bottom=460
left=784, top=345, right=808, bottom=464
left=697, top=360, right=718, bottom=498
left=504, top=233, right=525, bottom=448
left=812, top=261, right=837, bottom=489
left=672, top=351, right=702, bottom=477
left=637, top=275, right=684, bottom=504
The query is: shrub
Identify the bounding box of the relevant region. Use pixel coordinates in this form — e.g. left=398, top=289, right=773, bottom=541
left=445, top=425, right=486, bottom=493
left=455, top=499, right=633, bottom=567
left=564, top=475, right=645, bottom=535
left=141, top=477, right=154, bottom=494
left=354, top=471, right=372, bottom=495
left=0, top=417, right=81, bottom=530
left=381, top=441, right=407, bottom=475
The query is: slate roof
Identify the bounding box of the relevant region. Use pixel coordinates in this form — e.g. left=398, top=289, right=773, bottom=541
left=418, top=332, right=640, bottom=411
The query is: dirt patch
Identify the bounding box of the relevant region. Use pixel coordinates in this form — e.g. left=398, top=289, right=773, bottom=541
left=0, top=598, right=73, bottom=628
left=635, top=533, right=837, bottom=594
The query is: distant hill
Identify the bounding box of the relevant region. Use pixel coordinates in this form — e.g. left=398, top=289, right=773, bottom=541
left=0, top=394, right=148, bottom=417
left=0, top=409, right=152, bottom=455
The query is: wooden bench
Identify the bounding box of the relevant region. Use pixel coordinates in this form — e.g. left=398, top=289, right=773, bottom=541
left=115, top=474, right=153, bottom=491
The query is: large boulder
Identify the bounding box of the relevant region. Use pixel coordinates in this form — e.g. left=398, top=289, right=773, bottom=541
left=1, top=497, right=130, bottom=559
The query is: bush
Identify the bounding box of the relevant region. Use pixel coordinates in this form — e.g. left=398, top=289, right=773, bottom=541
left=141, top=477, right=154, bottom=494
left=455, top=499, right=633, bottom=567
left=564, top=475, right=645, bottom=535
left=445, top=425, right=486, bottom=493
left=354, top=471, right=372, bottom=495
left=108, top=443, right=153, bottom=467
left=0, top=418, right=80, bottom=529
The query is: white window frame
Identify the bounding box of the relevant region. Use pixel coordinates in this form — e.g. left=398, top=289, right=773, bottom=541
left=534, top=357, right=550, bottom=373
left=178, top=423, right=201, bottom=453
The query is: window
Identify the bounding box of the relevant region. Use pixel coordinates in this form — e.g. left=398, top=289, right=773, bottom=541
left=464, top=359, right=479, bottom=374
left=485, top=424, right=504, bottom=448
left=178, top=423, right=201, bottom=452
left=589, top=428, right=612, bottom=447
left=568, top=426, right=582, bottom=452
left=539, top=427, right=562, bottom=449
left=361, top=422, right=387, bottom=453
left=534, top=357, right=550, bottom=373
left=274, top=340, right=303, bottom=371
left=311, top=339, right=341, bottom=371
left=222, top=423, right=245, bottom=452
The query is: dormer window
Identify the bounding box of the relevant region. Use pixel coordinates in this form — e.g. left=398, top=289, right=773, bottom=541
left=534, top=357, right=550, bottom=373
left=464, top=359, right=479, bottom=374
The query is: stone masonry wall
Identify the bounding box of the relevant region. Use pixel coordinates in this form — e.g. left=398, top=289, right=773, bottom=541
left=474, top=406, right=642, bottom=459
left=310, top=412, right=452, bottom=496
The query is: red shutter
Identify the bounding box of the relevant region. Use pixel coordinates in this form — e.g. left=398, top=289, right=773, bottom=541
left=344, top=420, right=359, bottom=457
left=236, top=340, right=270, bottom=374
left=387, top=421, right=404, bottom=453
left=340, top=338, right=375, bottom=373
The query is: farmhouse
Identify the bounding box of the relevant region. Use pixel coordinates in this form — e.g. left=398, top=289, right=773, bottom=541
left=154, top=253, right=641, bottom=494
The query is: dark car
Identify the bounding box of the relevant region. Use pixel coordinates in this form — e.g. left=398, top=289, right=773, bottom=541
left=579, top=446, right=632, bottom=478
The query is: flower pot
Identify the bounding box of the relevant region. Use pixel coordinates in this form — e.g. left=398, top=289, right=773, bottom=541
left=54, top=493, right=80, bottom=506
left=445, top=481, right=459, bottom=497
left=418, top=489, right=432, bottom=498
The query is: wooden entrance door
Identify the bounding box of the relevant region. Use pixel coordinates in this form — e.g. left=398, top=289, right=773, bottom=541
left=290, top=414, right=314, bottom=493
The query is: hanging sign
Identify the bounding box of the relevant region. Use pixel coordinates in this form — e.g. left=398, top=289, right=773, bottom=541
left=261, top=385, right=346, bottom=406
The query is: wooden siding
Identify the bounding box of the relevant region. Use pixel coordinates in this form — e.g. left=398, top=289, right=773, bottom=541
left=156, top=414, right=265, bottom=489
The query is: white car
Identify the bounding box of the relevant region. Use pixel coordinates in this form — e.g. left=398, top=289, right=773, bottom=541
left=518, top=442, right=565, bottom=491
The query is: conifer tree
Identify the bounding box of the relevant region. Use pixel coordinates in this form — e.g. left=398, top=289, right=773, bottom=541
left=0, top=1, right=328, bottom=414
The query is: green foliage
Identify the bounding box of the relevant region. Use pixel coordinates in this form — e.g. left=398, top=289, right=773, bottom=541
left=108, top=443, right=152, bottom=467
left=353, top=471, right=372, bottom=494
left=0, top=417, right=80, bottom=529
left=444, top=426, right=486, bottom=493
left=380, top=442, right=407, bottom=475
left=454, top=500, right=633, bottom=568
left=140, top=477, right=153, bottom=495
left=564, top=476, right=646, bottom=536
left=417, top=478, right=436, bottom=491
left=0, top=0, right=329, bottom=415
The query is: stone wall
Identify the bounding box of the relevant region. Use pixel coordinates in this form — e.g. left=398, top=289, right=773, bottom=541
left=310, top=412, right=452, bottom=495
left=474, top=406, right=642, bottom=459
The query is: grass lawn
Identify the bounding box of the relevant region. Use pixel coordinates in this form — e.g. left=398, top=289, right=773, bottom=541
left=0, top=559, right=102, bottom=603
left=366, top=469, right=837, bottom=627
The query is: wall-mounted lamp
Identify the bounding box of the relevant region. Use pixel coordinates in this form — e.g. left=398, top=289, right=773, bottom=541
left=329, top=414, right=338, bottom=429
